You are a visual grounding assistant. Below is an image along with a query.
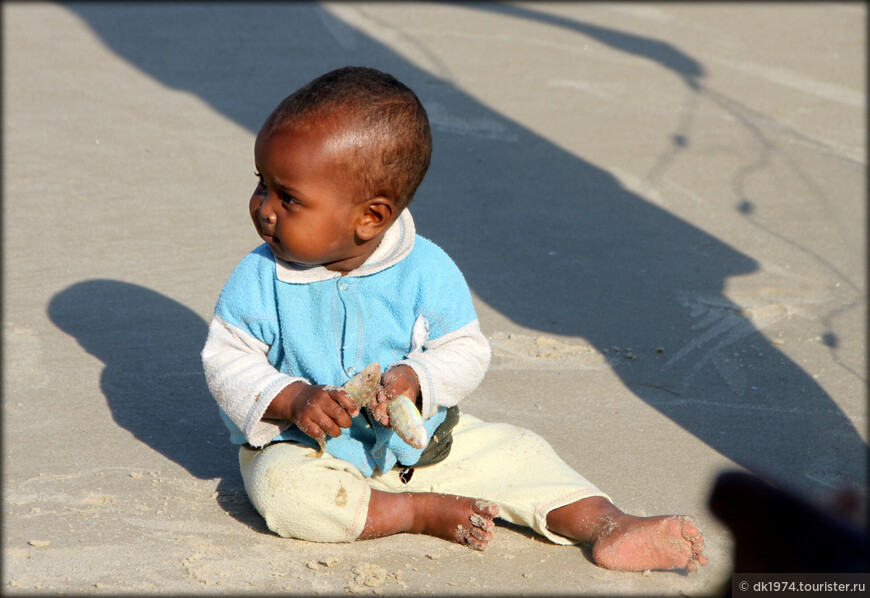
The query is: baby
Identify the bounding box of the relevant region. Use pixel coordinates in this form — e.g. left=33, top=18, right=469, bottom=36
left=202, top=66, right=708, bottom=572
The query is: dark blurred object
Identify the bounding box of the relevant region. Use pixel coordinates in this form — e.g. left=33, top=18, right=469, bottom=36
left=710, top=470, right=867, bottom=573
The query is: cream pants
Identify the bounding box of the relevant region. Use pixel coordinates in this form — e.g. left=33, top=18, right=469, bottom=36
left=239, top=414, right=609, bottom=544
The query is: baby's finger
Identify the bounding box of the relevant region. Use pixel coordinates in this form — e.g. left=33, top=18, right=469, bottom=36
left=311, top=411, right=344, bottom=439
left=320, top=393, right=354, bottom=428
left=297, top=418, right=325, bottom=443
left=330, top=404, right=354, bottom=429
left=329, top=389, right=360, bottom=419
left=367, top=401, right=390, bottom=427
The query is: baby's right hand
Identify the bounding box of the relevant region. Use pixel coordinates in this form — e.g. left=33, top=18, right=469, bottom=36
left=368, top=365, right=420, bottom=428
left=273, top=382, right=360, bottom=444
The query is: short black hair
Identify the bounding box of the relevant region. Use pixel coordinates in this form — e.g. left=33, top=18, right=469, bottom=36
left=262, top=66, right=432, bottom=211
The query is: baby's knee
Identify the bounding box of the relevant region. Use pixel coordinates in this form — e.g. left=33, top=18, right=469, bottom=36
left=239, top=444, right=370, bottom=543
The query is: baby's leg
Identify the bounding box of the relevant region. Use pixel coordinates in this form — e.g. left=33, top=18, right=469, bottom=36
left=239, top=443, right=371, bottom=542
left=238, top=443, right=498, bottom=548
left=359, top=490, right=499, bottom=550
left=396, top=415, right=613, bottom=547
left=546, top=496, right=708, bottom=572
left=397, top=414, right=706, bottom=571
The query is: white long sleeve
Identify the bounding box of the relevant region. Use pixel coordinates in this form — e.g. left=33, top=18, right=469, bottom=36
left=201, top=315, right=307, bottom=447
left=397, top=316, right=491, bottom=419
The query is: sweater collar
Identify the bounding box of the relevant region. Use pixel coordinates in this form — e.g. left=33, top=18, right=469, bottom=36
left=273, top=209, right=416, bottom=284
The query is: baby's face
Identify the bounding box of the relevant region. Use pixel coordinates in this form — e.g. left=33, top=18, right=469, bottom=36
left=250, top=119, right=369, bottom=272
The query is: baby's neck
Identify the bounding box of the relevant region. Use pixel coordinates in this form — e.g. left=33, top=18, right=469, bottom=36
left=324, top=231, right=390, bottom=275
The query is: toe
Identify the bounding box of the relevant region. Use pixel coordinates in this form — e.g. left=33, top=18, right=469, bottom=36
left=686, top=553, right=709, bottom=572
left=473, top=499, right=500, bottom=518
left=470, top=513, right=494, bottom=531
left=692, top=533, right=705, bottom=555
left=680, top=517, right=700, bottom=539
left=470, top=526, right=493, bottom=542
left=469, top=539, right=488, bottom=551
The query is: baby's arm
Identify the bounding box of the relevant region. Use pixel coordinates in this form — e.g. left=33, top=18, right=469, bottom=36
left=403, top=319, right=491, bottom=418
left=371, top=318, right=491, bottom=424
left=202, top=316, right=357, bottom=447
left=202, top=315, right=298, bottom=446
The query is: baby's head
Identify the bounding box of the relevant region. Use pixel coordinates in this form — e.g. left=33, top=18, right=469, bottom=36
left=251, top=66, right=431, bottom=272
left=261, top=66, right=431, bottom=210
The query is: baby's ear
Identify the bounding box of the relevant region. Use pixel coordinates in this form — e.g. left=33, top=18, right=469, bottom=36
left=356, top=197, right=394, bottom=242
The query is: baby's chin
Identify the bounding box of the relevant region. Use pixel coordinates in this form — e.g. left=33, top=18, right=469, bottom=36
left=267, top=246, right=321, bottom=269
left=269, top=248, right=298, bottom=264
left=259, top=236, right=292, bottom=262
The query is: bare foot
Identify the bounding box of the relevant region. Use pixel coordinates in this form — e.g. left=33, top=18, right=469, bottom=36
left=360, top=490, right=500, bottom=550
left=547, top=496, right=708, bottom=572
left=592, top=514, right=709, bottom=572
left=414, top=494, right=500, bottom=550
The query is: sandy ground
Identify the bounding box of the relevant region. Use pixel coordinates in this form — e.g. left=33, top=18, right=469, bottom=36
left=2, top=2, right=866, bottom=595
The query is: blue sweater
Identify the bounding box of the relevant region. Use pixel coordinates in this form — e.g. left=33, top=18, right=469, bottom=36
left=203, top=210, right=490, bottom=475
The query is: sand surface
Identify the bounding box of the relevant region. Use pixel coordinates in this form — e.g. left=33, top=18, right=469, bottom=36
left=3, top=2, right=865, bottom=595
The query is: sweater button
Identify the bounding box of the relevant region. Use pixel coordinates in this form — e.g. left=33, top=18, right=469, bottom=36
left=346, top=366, right=357, bottom=376
left=373, top=449, right=383, bottom=458
left=339, top=281, right=349, bottom=291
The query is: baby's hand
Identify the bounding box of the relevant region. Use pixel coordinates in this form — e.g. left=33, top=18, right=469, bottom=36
left=369, top=365, right=420, bottom=428
left=279, top=382, right=360, bottom=444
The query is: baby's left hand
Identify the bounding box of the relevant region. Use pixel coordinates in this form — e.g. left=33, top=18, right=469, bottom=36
left=369, top=365, right=420, bottom=428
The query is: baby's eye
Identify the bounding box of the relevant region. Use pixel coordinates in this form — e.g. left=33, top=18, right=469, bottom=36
left=280, top=193, right=298, bottom=206
left=254, top=171, right=266, bottom=189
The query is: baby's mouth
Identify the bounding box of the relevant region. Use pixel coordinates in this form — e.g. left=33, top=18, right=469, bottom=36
left=258, top=225, right=278, bottom=243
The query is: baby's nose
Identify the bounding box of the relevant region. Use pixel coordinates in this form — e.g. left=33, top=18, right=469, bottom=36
left=258, top=198, right=278, bottom=223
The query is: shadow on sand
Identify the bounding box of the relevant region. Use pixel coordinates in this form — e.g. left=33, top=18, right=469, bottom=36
left=47, top=279, right=269, bottom=533
left=57, top=3, right=864, bottom=507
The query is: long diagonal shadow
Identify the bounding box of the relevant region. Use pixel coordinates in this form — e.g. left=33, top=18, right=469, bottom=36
left=47, top=280, right=269, bottom=532
left=60, top=3, right=865, bottom=500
